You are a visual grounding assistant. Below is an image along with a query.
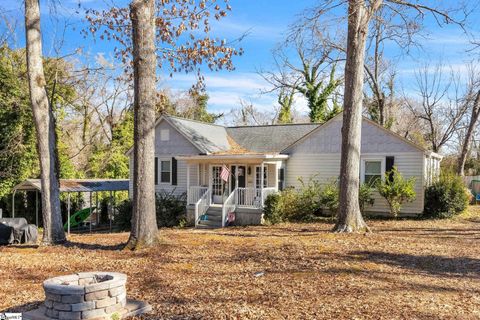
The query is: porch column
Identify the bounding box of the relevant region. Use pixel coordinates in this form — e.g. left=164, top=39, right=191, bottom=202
left=260, top=162, right=264, bottom=205
left=187, top=163, right=190, bottom=203
left=274, top=162, right=280, bottom=191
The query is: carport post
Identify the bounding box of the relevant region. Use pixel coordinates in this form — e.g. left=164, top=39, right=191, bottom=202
left=35, top=190, right=39, bottom=226
left=89, top=192, right=92, bottom=233
left=96, top=191, right=99, bottom=226
left=109, top=190, right=113, bottom=232
left=67, top=193, right=71, bottom=235
left=12, top=189, right=16, bottom=218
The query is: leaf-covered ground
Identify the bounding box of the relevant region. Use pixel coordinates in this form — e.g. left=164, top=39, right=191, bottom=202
left=1, top=209, right=480, bottom=319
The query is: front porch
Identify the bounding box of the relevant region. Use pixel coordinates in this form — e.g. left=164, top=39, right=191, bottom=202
left=178, top=154, right=287, bottom=228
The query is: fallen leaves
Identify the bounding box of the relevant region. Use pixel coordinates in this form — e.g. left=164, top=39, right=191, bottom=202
left=1, top=212, right=480, bottom=319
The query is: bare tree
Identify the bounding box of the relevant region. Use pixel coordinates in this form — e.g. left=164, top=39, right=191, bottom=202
left=457, top=66, right=480, bottom=176
left=261, top=33, right=342, bottom=123
left=25, top=0, right=65, bottom=244
left=334, top=0, right=382, bottom=233
left=228, top=99, right=277, bottom=126
left=404, top=64, right=469, bottom=153
left=126, top=0, right=158, bottom=249
left=322, top=0, right=469, bottom=232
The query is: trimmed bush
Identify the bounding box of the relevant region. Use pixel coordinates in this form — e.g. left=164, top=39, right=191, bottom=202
left=377, top=167, right=416, bottom=217
left=424, top=174, right=468, bottom=218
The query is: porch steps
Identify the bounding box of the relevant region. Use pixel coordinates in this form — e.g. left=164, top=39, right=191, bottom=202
left=197, top=206, right=223, bottom=229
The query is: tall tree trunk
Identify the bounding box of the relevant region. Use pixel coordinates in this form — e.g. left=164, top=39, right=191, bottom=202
left=25, top=0, right=65, bottom=244
left=458, top=91, right=480, bottom=176
left=334, top=0, right=380, bottom=232
left=126, top=0, right=158, bottom=249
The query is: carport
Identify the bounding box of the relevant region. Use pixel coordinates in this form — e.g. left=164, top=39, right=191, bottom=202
left=11, top=179, right=129, bottom=234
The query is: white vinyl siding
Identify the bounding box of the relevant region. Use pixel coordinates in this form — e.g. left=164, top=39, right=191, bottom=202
left=286, top=152, right=425, bottom=214
left=129, top=119, right=200, bottom=198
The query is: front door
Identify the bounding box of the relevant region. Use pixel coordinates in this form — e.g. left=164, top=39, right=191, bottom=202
left=230, top=165, right=246, bottom=191
left=211, top=165, right=224, bottom=204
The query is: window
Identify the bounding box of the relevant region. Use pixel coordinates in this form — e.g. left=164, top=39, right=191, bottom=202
left=255, top=166, right=268, bottom=188
left=160, top=129, right=170, bottom=141
left=160, top=160, right=171, bottom=183
left=363, top=160, right=382, bottom=185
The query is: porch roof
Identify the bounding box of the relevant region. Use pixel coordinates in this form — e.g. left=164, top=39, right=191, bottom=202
left=176, top=154, right=288, bottom=162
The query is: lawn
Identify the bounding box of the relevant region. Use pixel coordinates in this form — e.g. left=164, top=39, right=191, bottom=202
left=1, top=209, right=480, bottom=319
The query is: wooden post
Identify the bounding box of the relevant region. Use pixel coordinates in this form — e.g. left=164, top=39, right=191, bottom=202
left=67, top=193, right=71, bottom=235
left=95, top=191, right=99, bottom=226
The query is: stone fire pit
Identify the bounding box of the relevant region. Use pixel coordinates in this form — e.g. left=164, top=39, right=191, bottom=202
left=24, top=272, right=151, bottom=320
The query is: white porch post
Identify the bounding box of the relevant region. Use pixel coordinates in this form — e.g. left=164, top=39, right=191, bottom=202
left=274, top=161, right=280, bottom=191
left=197, top=164, right=200, bottom=186
left=187, top=163, right=190, bottom=203
left=260, top=162, right=264, bottom=206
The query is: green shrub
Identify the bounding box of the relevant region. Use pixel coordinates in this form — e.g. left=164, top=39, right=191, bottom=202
left=377, top=167, right=416, bottom=217
left=292, top=177, right=322, bottom=220
left=424, top=174, right=468, bottom=218
left=263, top=178, right=375, bottom=223
left=113, top=191, right=187, bottom=230
left=263, top=193, right=282, bottom=224
left=155, top=191, right=187, bottom=227
left=359, top=183, right=375, bottom=213
left=115, top=199, right=133, bottom=231
left=263, top=178, right=322, bottom=224
left=319, top=180, right=339, bottom=217
left=318, top=181, right=375, bottom=216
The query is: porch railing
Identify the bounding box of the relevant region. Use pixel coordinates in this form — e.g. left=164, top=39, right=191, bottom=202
left=222, top=188, right=236, bottom=227
left=236, top=187, right=277, bottom=208
left=236, top=187, right=261, bottom=208
left=195, top=188, right=211, bottom=227
left=188, top=186, right=208, bottom=205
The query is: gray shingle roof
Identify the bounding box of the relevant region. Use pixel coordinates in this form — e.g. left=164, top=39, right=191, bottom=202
left=166, top=116, right=231, bottom=153
left=161, top=116, right=320, bottom=154
left=226, top=123, right=320, bottom=153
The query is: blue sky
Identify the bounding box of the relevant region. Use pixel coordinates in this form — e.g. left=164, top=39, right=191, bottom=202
left=1, top=0, right=479, bottom=119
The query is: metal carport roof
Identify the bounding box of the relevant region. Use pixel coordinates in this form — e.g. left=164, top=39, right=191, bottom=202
left=13, top=179, right=129, bottom=193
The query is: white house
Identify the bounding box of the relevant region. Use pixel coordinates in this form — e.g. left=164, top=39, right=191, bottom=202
left=127, top=113, right=442, bottom=228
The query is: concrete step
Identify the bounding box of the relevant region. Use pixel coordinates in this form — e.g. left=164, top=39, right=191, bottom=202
left=196, top=223, right=221, bottom=229
left=197, top=219, right=222, bottom=228
left=203, top=214, right=222, bottom=222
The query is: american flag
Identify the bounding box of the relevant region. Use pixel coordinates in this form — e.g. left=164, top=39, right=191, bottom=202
left=220, top=164, right=230, bottom=182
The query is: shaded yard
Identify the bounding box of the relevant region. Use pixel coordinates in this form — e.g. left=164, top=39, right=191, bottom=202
left=1, top=211, right=480, bottom=319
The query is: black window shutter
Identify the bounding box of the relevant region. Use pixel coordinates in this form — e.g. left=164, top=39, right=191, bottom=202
left=172, top=157, right=178, bottom=185
left=386, top=156, right=395, bottom=182
left=154, top=157, right=158, bottom=185
left=278, top=168, right=285, bottom=191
